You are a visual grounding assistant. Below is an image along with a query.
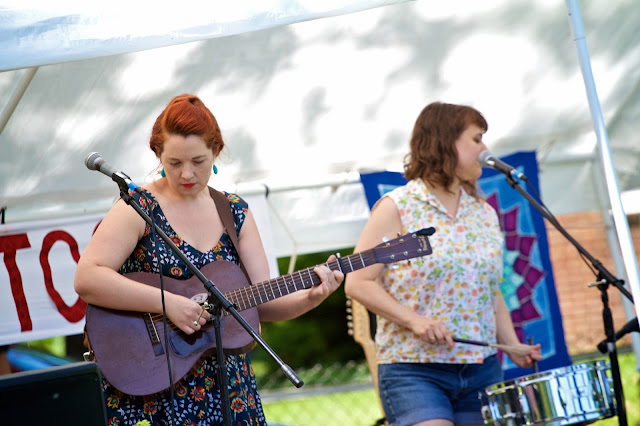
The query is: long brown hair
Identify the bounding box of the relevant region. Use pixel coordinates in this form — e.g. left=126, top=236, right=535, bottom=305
left=149, top=94, right=224, bottom=158
left=403, top=102, right=487, bottom=198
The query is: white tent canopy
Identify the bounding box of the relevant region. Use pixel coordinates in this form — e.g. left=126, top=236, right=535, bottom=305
left=2, top=0, right=640, bottom=353
left=2, top=0, right=640, bottom=256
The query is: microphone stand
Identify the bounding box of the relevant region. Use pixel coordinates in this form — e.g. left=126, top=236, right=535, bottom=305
left=110, top=173, right=303, bottom=426
left=501, top=173, right=629, bottom=426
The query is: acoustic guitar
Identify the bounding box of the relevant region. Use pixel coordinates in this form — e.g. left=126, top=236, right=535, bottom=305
left=85, top=227, right=434, bottom=395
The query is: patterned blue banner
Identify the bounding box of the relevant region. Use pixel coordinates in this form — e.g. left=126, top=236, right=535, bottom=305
left=359, top=151, right=571, bottom=379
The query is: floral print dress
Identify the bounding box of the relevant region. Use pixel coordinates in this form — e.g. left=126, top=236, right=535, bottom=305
left=103, top=189, right=266, bottom=426
left=377, top=178, right=504, bottom=365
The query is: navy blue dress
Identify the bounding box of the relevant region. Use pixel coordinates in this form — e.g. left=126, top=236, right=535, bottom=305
left=103, top=189, right=266, bottom=426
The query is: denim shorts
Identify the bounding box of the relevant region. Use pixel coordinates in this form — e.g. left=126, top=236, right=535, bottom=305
left=378, top=355, right=503, bottom=425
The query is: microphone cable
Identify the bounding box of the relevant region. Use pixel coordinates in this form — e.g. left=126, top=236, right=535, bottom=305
left=140, top=189, right=176, bottom=426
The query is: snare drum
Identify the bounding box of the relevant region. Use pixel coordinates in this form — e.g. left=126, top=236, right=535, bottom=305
left=480, top=361, right=615, bottom=425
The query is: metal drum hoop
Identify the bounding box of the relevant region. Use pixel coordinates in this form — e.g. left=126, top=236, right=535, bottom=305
left=480, top=360, right=615, bottom=425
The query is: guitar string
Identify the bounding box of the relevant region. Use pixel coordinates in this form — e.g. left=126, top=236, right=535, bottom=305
left=146, top=252, right=380, bottom=326
left=146, top=236, right=414, bottom=326
left=237, top=249, right=387, bottom=305
left=226, top=251, right=380, bottom=309
left=183, top=237, right=411, bottom=314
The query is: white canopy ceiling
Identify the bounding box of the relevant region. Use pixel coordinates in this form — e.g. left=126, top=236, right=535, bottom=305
left=1, top=0, right=640, bottom=258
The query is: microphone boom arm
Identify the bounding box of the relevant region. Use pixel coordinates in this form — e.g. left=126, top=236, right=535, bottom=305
left=501, top=173, right=630, bottom=424
left=503, top=174, right=632, bottom=301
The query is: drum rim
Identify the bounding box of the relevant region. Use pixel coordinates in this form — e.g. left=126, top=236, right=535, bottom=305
left=479, top=359, right=615, bottom=424
left=482, top=359, right=610, bottom=391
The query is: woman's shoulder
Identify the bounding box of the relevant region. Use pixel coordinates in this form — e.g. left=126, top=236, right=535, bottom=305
left=124, top=186, right=159, bottom=212
left=220, top=191, right=248, bottom=210
left=382, top=179, right=425, bottom=205
left=383, top=179, right=413, bottom=196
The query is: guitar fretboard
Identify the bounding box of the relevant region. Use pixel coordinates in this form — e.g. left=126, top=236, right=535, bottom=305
left=223, top=248, right=377, bottom=312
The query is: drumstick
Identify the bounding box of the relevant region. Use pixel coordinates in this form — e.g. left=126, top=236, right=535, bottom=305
left=528, top=337, right=539, bottom=373
left=452, top=337, right=532, bottom=357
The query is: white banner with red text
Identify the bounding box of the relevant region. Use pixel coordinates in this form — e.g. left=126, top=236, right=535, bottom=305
left=0, top=193, right=277, bottom=346
left=0, top=214, right=102, bottom=346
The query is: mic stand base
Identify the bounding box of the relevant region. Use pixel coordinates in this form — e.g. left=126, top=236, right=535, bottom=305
left=593, top=280, right=627, bottom=426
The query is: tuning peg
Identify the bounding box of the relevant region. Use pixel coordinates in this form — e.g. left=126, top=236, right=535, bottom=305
left=347, top=328, right=354, bottom=336
left=346, top=314, right=353, bottom=321
left=382, top=236, right=389, bottom=243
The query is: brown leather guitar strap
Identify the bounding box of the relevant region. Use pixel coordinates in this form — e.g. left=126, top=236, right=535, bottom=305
left=208, top=186, right=252, bottom=284
left=209, top=187, right=262, bottom=353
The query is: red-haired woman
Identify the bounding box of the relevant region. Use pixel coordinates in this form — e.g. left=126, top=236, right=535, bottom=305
left=345, top=102, right=541, bottom=426
left=75, top=94, right=343, bottom=425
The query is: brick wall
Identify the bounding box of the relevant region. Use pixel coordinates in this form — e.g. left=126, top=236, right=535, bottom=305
left=545, top=211, right=639, bottom=355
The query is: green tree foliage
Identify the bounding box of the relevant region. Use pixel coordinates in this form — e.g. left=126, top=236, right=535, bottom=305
left=250, top=248, right=366, bottom=375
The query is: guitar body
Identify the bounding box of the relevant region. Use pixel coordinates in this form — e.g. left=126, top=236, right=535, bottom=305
left=85, top=260, right=257, bottom=396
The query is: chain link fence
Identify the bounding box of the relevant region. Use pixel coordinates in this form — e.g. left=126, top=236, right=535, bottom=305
left=257, top=360, right=386, bottom=426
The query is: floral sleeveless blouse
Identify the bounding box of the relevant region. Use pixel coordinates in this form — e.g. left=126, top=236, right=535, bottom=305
left=102, top=189, right=266, bottom=426
left=377, top=179, right=503, bottom=364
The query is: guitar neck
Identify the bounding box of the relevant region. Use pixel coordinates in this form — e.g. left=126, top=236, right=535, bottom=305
left=222, top=227, right=433, bottom=314
left=223, top=249, right=376, bottom=312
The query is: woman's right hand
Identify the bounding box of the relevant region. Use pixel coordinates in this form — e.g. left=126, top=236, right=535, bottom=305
left=166, top=294, right=212, bottom=335
left=408, top=316, right=454, bottom=346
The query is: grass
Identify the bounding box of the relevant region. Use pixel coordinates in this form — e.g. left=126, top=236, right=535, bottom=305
left=262, top=388, right=382, bottom=426
left=261, top=351, right=640, bottom=426
left=587, top=350, right=640, bottom=425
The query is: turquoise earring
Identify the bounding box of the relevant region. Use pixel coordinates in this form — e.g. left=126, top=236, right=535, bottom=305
left=213, top=164, right=218, bottom=174
left=160, top=169, right=166, bottom=177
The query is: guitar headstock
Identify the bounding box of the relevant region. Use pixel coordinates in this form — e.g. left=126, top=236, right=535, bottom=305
left=346, top=296, right=375, bottom=347
left=372, top=227, right=435, bottom=265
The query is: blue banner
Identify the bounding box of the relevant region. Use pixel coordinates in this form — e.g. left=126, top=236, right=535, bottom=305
left=359, top=151, right=571, bottom=379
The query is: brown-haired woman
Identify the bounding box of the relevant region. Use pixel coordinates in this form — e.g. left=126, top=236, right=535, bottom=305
left=345, top=102, right=540, bottom=426
left=75, top=94, right=343, bottom=425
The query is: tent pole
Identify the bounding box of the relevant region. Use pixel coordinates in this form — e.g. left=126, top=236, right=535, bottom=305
left=565, top=0, right=640, bottom=321
left=592, top=162, right=640, bottom=372
left=566, top=1, right=640, bottom=423
left=0, top=67, right=37, bottom=135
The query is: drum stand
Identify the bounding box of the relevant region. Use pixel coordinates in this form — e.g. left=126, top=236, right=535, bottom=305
left=502, top=173, right=631, bottom=426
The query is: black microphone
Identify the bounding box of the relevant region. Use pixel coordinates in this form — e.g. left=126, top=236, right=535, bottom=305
left=85, top=152, right=140, bottom=192
left=478, top=151, right=527, bottom=181
left=597, top=317, right=639, bottom=354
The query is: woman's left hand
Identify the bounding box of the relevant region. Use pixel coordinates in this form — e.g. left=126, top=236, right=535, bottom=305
left=506, top=343, right=542, bottom=369
left=309, top=255, right=344, bottom=302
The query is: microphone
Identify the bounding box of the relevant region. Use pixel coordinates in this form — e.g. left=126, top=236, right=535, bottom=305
left=85, top=152, right=140, bottom=192
left=478, top=151, right=527, bottom=181
left=597, top=317, right=639, bottom=354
